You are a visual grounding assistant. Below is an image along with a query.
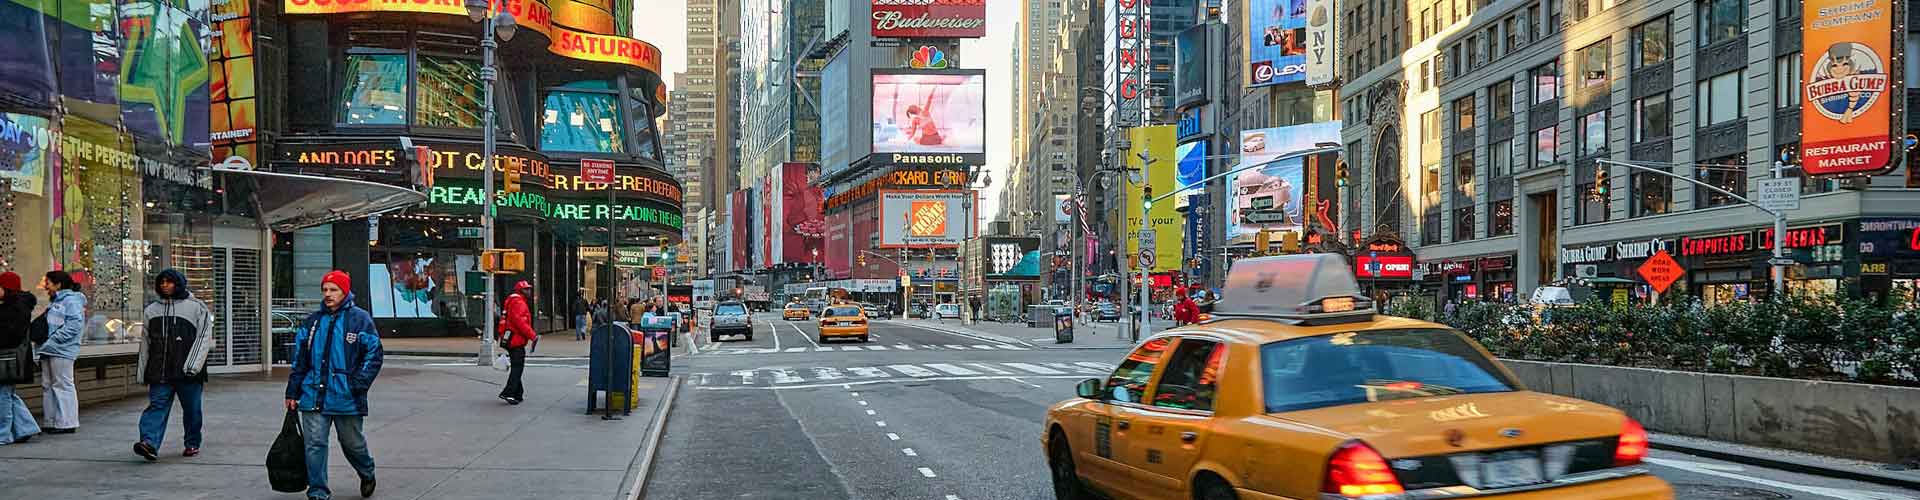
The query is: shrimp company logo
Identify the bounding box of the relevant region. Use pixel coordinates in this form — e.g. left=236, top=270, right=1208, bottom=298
left=1806, top=42, right=1888, bottom=123
left=908, top=46, right=948, bottom=69
left=906, top=201, right=949, bottom=237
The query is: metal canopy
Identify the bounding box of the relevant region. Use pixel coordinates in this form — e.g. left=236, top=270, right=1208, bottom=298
left=208, top=168, right=427, bottom=232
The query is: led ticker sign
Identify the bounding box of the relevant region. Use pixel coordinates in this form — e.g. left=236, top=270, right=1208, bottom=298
left=427, top=184, right=684, bottom=228
left=825, top=166, right=967, bottom=209
left=282, top=0, right=662, bottom=74
left=550, top=167, right=683, bottom=204
left=285, top=143, right=552, bottom=185
left=549, top=29, right=663, bottom=74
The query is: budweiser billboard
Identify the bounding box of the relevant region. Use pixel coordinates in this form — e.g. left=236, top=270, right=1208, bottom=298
left=872, top=0, right=986, bottom=38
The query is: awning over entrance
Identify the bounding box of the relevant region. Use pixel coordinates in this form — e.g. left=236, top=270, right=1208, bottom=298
left=208, top=168, right=427, bottom=232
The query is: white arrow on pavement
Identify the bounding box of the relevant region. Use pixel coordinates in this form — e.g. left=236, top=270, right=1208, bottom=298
left=1645, top=458, right=1917, bottom=500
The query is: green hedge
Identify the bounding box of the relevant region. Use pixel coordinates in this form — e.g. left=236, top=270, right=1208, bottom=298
left=1396, top=293, right=1920, bottom=385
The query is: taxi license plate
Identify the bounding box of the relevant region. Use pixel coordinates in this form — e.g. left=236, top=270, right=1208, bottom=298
left=1479, top=452, right=1544, bottom=489
left=836, top=321, right=852, bottom=326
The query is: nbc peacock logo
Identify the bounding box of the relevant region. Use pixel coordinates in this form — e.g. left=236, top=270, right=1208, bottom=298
left=909, top=45, right=949, bottom=69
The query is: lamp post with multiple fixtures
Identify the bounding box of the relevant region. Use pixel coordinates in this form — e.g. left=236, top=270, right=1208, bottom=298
left=465, top=0, right=517, bottom=365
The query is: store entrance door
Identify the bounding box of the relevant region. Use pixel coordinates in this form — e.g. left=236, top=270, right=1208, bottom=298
left=208, top=226, right=266, bottom=374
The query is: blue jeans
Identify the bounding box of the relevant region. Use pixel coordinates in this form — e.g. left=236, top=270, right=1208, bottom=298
left=137, top=382, right=204, bottom=449
left=299, top=412, right=375, bottom=499
left=575, top=314, right=589, bottom=340
left=0, top=384, right=39, bottom=445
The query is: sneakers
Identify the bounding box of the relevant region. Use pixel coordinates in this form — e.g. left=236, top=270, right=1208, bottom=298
left=182, top=447, right=200, bottom=457
left=134, top=441, right=158, bottom=462
left=360, top=476, right=376, bottom=497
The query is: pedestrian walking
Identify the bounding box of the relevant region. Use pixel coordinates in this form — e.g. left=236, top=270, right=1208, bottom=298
left=1173, top=293, right=1199, bottom=326
left=496, top=281, right=536, bottom=405
left=134, top=269, right=215, bottom=461
left=284, top=270, right=383, bottom=500
left=37, top=271, right=85, bottom=434
left=572, top=291, right=589, bottom=341
left=0, top=272, right=41, bottom=445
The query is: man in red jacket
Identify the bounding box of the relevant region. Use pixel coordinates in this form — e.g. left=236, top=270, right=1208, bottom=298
left=498, top=281, right=537, bottom=405
left=1173, top=292, right=1200, bottom=326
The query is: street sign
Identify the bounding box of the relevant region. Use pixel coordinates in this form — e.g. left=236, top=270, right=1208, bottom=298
left=1139, top=250, right=1156, bottom=270
left=1138, top=229, right=1156, bottom=250
left=1638, top=250, right=1685, bottom=294
left=652, top=267, right=668, bottom=279
left=1767, top=257, right=1798, bottom=267
left=582, top=158, right=617, bottom=184
left=1243, top=209, right=1291, bottom=224
left=457, top=226, right=483, bottom=239
left=1755, top=178, right=1800, bottom=211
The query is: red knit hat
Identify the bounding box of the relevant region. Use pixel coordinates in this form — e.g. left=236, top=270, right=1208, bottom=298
left=322, top=270, right=352, bottom=293
left=0, top=272, right=19, bottom=292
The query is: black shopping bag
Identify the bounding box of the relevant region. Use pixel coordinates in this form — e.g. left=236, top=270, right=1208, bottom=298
left=266, top=410, right=308, bottom=492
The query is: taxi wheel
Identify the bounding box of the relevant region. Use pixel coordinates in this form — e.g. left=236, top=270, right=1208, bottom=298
left=1194, top=474, right=1237, bottom=500
left=819, top=335, right=829, bottom=344
left=860, top=334, right=871, bottom=342
left=1048, top=432, right=1089, bottom=500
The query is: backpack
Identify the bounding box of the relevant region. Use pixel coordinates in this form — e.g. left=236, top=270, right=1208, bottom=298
left=29, top=312, right=48, bottom=345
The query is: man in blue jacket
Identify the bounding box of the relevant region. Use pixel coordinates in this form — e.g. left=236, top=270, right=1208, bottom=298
left=284, top=270, right=383, bottom=499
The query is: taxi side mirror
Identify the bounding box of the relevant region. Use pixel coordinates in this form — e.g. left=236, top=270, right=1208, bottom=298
left=1074, top=378, right=1103, bottom=399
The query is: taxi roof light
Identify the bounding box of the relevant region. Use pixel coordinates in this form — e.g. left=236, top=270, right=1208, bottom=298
left=1322, top=441, right=1405, bottom=498
left=1615, top=418, right=1649, bottom=466
left=1213, top=254, right=1376, bottom=325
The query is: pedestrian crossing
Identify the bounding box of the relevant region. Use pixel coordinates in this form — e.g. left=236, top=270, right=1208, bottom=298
left=697, top=343, right=1030, bottom=356
left=688, top=361, right=1117, bottom=388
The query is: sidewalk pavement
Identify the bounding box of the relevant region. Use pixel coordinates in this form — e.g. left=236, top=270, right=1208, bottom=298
left=891, top=317, right=1175, bottom=349
left=0, top=362, right=677, bottom=500
left=385, top=333, right=591, bottom=358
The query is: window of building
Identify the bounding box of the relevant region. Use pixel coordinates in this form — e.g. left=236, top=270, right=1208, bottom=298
left=1633, top=92, right=1671, bottom=143
left=1491, top=81, right=1513, bottom=120
left=1546, top=0, right=1562, bottom=34
left=416, top=56, right=483, bottom=128
left=1423, top=162, right=1443, bottom=245
left=337, top=54, right=408, bottom=125
left=1524, top=5, right=1539, bottom=39
left=1578, top=39, right=1609, bottom=90
left=1449, top=45, right=1463, bottom=79
left=1531, top=60, right=1561, bottom=104
left=1491, top=198, right=1515, bottom=235
left=1577, top=166, right=1609, bottom=224
left=1422, top=60, right=1434, bottom=91
left=1422, top=8, right=1434, bottom=40
left=1466, top=35, right=1480, bottom=69
left=1776, top=0, right=1800, bottom=20
left=1632, top=16, right=1670, bottom=68
left=541, top=80, right=628, bottom=153
left=1455, top=95, right=1476, bottom=132
left=1454, top=151, right=1476, bottom=199
left=1533, top=125, right=1559, bottom=168
left=1572, top=0, right=1589, bottom=21
left=1578, top=110, right=1607, bottom=157
left=1695, top=154, right=1747, bottom=209
left=1490, top=140, right=1512, bottom=177
left=1423, top=109, right=1442, bottom=145
left=1455, top=206, right=1476, bottom=241
left=1698, top=0, right=1744, bottom=47
left=1775, top=53, right=1801, bottom=109
left=1505, top=17, right=1522, bottom=52
left=1632, top=167, right=1673, bottom=217
left=1696, top=70, right=1743, bottom=127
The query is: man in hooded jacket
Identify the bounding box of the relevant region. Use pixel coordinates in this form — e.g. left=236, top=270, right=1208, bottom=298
left=498, top=281, right=536, bottom=404
left=134, top=269, right=215, bottom=461
left=284, top=270, right=383, bottom=499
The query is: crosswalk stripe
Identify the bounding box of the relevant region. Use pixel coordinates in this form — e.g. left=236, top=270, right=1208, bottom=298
left=811, top=367, right=845, bottom=380
left=770, top=369, right=803, bottom=384
left=731, top=369, right=757, bottom=384
left=754, top=348, right=780, bottom=354
left=1044, top=362, right=1086, bottom=373
left=966, top=363, right=1011, bottom=374
left=892, top=345, right=914, bottom=350
left=784, top=347, right=807, bottom=353
left=887, top=364, right=941, bottom=377
left=814, top=348, right=831, bottom=352
left=863, top=346, right=887, bottom=351
left=1073, top=362, right=1113, bottom=372
left=995, top=345, right=1023, bottom=350
left=925, top=363, right=981, bottom=376
left=969, top=344, right=995, bottom=350
left=943, top=345, right=967, bottom=350
left=1003, top=362, right=1065, bottom=375
left=848, top=367, right=889, bottom=378
left=840, top=346, right=861, bottom=351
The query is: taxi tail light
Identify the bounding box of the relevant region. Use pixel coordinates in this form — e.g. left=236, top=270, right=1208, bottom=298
left=1322, top=441, right=1404, bottom=497
left=1615, top=417, right=1649, bottom=466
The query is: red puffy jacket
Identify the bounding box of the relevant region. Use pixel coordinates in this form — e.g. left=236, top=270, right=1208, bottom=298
left=1173, top=298, right=1200, bottom=325
left=499, top=293, right=537, bottom=348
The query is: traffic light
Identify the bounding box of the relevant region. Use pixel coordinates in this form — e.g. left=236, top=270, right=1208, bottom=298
left=503, top=165, right=522, bottom=193
left=1255, top=230, right=1270, bottom=254
left=1335, top=161, right=1350, bottom=187
left=858, top=253, right=867, bottom=266
left=1142, top=185, right=1153, bottom=209
left=1590, top=167, right=1609, bottom=200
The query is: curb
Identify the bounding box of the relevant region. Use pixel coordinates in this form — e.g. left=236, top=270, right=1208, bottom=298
left=625, top=374, right=683, bottom=500
left=1649, top=438, right=1920, bottom=490
left=387, top=350, right=584, bottom=360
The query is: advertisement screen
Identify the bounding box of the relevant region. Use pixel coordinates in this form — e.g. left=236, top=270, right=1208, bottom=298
left=826, top=210, right=851, bottom=278
left=1303, top=0, right=1338, bottom=86
left=0, top=113, right=50, bottom=196
left=878, top=190, right=973, bottom=248
left=368, top=256, right=448, bottom=319
left=985, top=237, right=1043, bottom=278
left=1123, top=126, right=1182, bottom=272
left=1247, top=0, right=1309, bottom=86
left=781, top=162, right=826, bottom=265
left=730, top=189, right=750, bottom=270
left=1174, top=24, right=1209, bottom=108
left=1798, top=0, right=1896, bottom=176
left=872, top=71, right=986, bottom=154
left=820, top=55, right=850, bottom=177
left=1175, top=140, right=1208, bottom=194
left=1227, top=122, right=1341, bottom=244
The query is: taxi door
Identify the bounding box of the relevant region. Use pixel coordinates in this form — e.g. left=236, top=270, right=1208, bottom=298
left=1123, top=337, right=1228, bottom=499
left=1081, top=338, right=1174, bottom=498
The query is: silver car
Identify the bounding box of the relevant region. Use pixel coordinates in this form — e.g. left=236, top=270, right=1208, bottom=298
left=710, top=301, right=754, bottom=342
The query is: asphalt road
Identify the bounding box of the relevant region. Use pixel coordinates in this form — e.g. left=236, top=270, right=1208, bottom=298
left=642, top=312, right=1920, bottom=500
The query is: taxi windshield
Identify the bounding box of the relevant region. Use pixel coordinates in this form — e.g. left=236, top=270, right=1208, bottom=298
left=1260, top=329, right=1517, bottom=413
left=825, top=306, right=861, bottom=317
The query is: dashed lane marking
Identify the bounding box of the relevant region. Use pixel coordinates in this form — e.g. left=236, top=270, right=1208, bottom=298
left=886, top=433, right=900, bottom=441
left=918, top=468, right=938, bottom=478
left=902, top=448, right=917, bottom=456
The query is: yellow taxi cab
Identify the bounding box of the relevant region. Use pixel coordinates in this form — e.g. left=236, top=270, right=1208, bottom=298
left=1041, top=254, right=1671, bottom=500
left=817, top=303, right=870, bottom=343
left=783, top=302, right=811, bottom=321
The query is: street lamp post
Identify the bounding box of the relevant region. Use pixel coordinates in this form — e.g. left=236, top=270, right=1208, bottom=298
left=467, top=0, right=516, bottom=365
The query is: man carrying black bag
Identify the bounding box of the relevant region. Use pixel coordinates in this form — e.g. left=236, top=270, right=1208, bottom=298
left=283, top=271, right=383, bottom=499
left=267, top=410, right=307, bottom=492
